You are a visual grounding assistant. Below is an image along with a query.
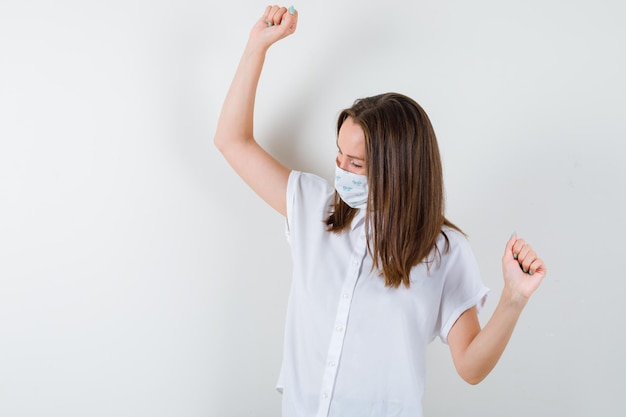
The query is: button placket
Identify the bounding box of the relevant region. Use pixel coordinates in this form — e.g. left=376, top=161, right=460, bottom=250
left=315, top=238, right=367, bottom=417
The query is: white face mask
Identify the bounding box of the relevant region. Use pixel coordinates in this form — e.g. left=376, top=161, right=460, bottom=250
left=334, top=166, right=368, bottom=209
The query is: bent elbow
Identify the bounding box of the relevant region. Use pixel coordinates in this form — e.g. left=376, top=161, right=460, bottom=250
left=457, top=367, right=489, bottom=385
left=213, top=134, right=226, bottom=152
left=462, top=374, right=485, bottom=386
left=213, top=132, right=252, bottom=155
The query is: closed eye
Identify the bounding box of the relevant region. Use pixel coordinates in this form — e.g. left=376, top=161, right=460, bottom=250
left=338, top=148, right=364, bottom=165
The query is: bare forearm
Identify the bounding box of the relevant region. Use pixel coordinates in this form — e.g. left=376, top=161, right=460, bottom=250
left=214, top=5, right=298, bottom=154
left=214, top=43, right=268, bottom=151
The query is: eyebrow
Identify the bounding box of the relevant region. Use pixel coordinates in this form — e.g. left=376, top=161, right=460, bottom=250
left=337, top=145, right=365, bottom=161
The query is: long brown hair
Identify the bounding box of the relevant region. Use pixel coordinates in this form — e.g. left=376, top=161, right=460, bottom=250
left=326, top=92, right=462, bottom=288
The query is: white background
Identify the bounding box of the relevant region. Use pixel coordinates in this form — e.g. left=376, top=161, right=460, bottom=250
left=1, top=0, right=625, bottom=416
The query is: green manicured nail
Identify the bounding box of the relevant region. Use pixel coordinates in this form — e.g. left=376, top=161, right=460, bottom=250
left=289, top=5, right=295, bottom=14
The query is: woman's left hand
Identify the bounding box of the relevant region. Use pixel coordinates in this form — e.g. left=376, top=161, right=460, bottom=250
left=502, top=234, right=547, bottom=302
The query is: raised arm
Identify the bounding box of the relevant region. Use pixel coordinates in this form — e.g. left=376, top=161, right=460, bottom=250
left=214, top=5, right=298, bottom=217
left=447, top=234, right=547, bottom=384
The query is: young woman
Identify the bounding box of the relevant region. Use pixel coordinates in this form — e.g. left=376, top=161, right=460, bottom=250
left=214, top=6, right=547, bottom=417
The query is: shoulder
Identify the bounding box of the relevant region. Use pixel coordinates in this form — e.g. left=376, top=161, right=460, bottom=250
left=435, top=226, right=478, bottom=269
left=439, top=226, right=469, bottom=251
left=287, top=171, right=334, bottom=203
left=288, top=170, right=332, bottom=193
left=286, top=170, right=334, bottom=223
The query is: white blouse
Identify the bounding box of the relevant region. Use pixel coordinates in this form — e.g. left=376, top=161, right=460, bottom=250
left=278, top=171, right=489, bottom=417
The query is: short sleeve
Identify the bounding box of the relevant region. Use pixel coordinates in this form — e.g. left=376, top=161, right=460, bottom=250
left=438, top=231, right=490, bottom=344
left=284, top=170, right=334, bottom=244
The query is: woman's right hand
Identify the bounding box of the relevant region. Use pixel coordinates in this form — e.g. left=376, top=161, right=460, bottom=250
left=248, top=5, right=298, bottom=50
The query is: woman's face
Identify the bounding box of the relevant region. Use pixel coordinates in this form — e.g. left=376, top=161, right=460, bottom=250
left=336, top=117, right=366, bottom=175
